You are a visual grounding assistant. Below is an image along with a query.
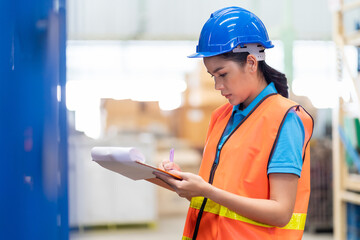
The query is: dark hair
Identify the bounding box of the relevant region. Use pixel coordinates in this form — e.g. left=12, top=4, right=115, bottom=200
left=219, top=51, right=289, bottom=98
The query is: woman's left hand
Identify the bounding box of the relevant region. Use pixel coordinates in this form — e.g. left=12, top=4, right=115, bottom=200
left=154, top=170, right=211, bottom=199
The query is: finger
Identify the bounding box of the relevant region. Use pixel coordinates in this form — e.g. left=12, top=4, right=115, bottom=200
left=158, top=163, right=164, bottom=170
left=154, top=171, right=170, bottom=180
left=154, top=172, right=181, bottom=191
left=169, top=170, right=188, bottom=179
left=154, top=171, right=177, bottom=184
left=161, top=160, right=171, bottom=170
left=164, top=162, right=177, bottom=171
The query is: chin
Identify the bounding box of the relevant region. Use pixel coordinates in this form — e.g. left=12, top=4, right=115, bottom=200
left=228, top=99, right=240, bottom=106
left=228, top=101, right=236, bottom=106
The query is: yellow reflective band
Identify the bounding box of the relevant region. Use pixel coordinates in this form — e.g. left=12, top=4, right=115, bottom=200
left=182, top=237, right=192, bottom=240
left=190, top=197, right=306, bottom=230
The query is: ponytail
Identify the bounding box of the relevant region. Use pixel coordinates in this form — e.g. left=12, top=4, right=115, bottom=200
left=219, top=51, right=289, bottom=98
left=258, top=61, right=288, bottom=98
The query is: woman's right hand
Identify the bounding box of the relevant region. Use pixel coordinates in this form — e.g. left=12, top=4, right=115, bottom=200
left=159, top=160, right=182, bottom=172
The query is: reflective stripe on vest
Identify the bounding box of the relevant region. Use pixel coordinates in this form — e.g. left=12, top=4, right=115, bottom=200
left=182, top=237, right=192, bottom=240
left=189, top=196, right=306, bottom=230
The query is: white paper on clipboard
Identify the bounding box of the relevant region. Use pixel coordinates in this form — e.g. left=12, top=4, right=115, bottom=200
left=91, top=147, right=181, bottom=190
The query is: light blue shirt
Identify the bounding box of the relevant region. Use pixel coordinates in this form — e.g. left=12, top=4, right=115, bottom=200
left=215, top=82, right=305, bottom=177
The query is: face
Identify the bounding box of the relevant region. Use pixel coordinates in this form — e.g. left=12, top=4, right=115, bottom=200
left=203, top=55, right=264, bottom=107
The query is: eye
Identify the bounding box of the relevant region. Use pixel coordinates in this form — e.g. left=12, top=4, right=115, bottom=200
left=219, top=73, right=227, bottom=78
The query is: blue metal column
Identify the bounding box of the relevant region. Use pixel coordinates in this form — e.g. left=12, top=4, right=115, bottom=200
left=0, top=0, right=68, bottom=239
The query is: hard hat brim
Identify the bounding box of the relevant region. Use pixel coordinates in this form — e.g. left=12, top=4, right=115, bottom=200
left=187, top=51, right=226, bottom=58
left=187, top=42, right=274, bottom=59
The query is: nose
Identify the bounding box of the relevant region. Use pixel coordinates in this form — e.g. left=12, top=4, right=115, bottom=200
left=214, top=78, right=224, bottom=90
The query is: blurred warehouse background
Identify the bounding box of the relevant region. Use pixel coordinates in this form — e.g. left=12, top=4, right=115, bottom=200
left=1, top=0, right=360, bottom=239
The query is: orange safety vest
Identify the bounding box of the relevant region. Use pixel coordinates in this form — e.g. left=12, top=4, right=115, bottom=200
left=182, top=94, right=314, bottom=240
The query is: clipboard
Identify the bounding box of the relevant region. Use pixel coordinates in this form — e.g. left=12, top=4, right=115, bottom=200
left=91, top=147, right=182, bottom=191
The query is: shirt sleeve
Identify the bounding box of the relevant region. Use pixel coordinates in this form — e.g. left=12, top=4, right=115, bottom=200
left=267, top=109, right=305, bottom=177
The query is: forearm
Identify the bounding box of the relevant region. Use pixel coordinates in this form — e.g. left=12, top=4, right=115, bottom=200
left=203, top=185, right=293, bottom=227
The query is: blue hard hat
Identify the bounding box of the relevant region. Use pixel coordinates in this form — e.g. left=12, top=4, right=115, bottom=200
left=189, top=6, right=274, bottom=58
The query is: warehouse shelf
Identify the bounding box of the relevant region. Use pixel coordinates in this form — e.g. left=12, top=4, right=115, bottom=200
left=345, top=32, right=360, bottom=46
left=344, top=174, right=360, bottom=192
left=332, top=0, right=360, bottom=239
left=341, top=0, right=360, bottom=12
left=341, top=190, right=360, bottom=205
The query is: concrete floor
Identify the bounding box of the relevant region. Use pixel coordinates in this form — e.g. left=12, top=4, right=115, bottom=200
left=70, top=215, right=333, bottom=240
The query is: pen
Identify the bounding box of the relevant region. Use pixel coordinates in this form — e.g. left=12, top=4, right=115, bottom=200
left=169, top=148, right=174, bottom=162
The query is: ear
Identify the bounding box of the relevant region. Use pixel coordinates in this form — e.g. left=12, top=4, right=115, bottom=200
left=246, top=54, right=258, bottom=73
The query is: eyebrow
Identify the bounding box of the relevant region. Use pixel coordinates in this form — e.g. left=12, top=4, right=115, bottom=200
left=207, top=66, right=224, bottom=75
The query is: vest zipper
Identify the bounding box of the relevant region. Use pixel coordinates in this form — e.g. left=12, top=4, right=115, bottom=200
left=192, top=161, right=218, bottom=240
left=191, top=93, right=277, bottom=240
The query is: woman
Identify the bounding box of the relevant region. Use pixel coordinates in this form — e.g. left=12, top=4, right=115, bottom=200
left=155, top=6, right=313, bottom=240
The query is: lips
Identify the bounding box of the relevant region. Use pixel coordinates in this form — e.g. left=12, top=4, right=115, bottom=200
left=222, top=93, right=231, bottom=99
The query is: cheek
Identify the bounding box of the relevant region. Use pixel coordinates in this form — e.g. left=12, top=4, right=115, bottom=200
left=231, top=79, right=246, bottom=94
left=233, top=74, right=251, bottom=90
left=232, top=81, right=252, bottom=100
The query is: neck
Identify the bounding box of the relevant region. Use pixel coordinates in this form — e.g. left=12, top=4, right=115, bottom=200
left=243, top=78, right=268, bottom=108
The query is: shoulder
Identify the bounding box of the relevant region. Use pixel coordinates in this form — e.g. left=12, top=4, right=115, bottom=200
left=283, top=110, right=305, bottom=139
left=268, top=95, right=312, bottom=122
left=273, top=95, right=314, bottom=134
left=268, top=94, right=299, bottom=109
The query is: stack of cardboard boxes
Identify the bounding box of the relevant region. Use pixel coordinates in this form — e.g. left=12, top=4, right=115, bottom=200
left=101, top=63, right=226, bottom=217
left=173, top=63, right=226, bottom=149
left=103, top=63, right=225, bottom=149
left=104, top=99, right=171, bottom=135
